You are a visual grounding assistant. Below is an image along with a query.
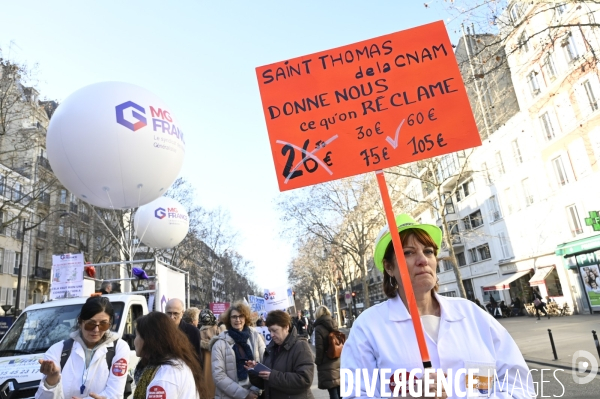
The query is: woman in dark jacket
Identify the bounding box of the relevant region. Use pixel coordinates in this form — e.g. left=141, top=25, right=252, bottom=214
left=313, top=306, right=341, bottom=399
left=246, top=310, right=314, bottom=399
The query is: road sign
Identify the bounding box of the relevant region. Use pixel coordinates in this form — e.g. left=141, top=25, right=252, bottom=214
left=344, top=291, right=352, bottom=305
left=256, top=20, right=481, bottom=192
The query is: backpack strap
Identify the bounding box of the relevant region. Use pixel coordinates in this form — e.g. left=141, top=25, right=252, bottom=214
left=105, top=340, right=116, bottom=368
left=60, top=338, right=75, bottom=370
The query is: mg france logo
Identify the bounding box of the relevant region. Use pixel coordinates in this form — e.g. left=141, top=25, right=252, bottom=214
left=116, top=101, right=147, bottom=131
left=154, top=207, right=166, bottom=219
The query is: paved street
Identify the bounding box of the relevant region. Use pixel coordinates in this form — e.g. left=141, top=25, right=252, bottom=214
left=309, top=313, right=600, bottom=398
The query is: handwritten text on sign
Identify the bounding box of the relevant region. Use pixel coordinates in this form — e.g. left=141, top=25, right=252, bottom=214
left=256, top=21, right=481, bottom=191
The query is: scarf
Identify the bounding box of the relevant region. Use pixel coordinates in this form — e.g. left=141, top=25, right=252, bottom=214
left=228, top=327, right=253, bottom=380
left=133, top=364, right=160, bottom=399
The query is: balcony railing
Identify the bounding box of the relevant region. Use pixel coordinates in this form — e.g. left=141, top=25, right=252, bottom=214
left=32, top=267, right=51, bottom=280
left=38, top=230, right=47, bottom=239
left=70, top=203, right=78, bottom=214
left=68, top=238, right=77, bottom=245
left=38, top=156, right=52, bottom=171
left=81, top=214, right=90, bottom=224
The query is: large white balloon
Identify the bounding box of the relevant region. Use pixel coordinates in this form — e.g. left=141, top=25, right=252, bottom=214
left=47, top=82, right=185, bottom=209
left=134, top=197, right=189, bottom=249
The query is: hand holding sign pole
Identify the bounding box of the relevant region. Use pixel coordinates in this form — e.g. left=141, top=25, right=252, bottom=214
left=256, top=21, right=482, bottom=369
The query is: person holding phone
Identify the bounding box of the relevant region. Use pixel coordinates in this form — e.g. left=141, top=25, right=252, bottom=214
left=210, top=301, right=265, bottom=399
left=246, top=310, right=314, bottom=399
left=36, top=296, right=129, bottom=399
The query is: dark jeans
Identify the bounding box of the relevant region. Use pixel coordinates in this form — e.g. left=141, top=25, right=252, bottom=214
left=535, top=304, right=548, bottom=317
left=327, top=386, right=341, bottom=399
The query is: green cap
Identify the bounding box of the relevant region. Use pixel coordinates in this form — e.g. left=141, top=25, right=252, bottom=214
left=373, top=214, right=443, bottom=272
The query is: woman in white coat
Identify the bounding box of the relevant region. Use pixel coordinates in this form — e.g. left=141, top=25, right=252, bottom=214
left=210, top=301, right=265, bottom=399
left=133, top=311, right=204, bottom=399
left=36, top=296, right=130, bottom=399
left=341, top=214, right=533, bottom=399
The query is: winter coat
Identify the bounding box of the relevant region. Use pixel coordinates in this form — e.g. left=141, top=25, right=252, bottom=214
left=210, top=328, right=266, bottom=399
left=313, top=315, right=340, bottom=389
left=201, top=325, right=220, bottom=398
left=249, top=326, right=314, bottom=399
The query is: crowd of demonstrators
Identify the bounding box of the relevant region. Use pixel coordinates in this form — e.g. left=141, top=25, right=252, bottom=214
left=36, top=296, right=129, bottom=399
left=133, top=312, right=205, bottom=399
left=246, top=310, right=315, bottom=399
left=313, top=305, right=341, bottom=399
left=341, top=214, right=533, bottom=398
left=210, top=301, right=266, bottom=399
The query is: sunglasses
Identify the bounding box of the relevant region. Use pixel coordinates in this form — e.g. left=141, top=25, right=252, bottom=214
left=83, top=320, right=111, bottom=331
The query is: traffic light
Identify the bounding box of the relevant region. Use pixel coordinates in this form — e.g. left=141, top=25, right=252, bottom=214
left=351, top=292, right=356, bottom=303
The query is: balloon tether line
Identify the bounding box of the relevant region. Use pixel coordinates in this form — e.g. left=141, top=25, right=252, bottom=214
left=375, top=169, right=432, bottom=369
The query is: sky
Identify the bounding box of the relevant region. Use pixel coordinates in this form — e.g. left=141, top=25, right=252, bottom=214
left=0, top=0, right=455, bottom=289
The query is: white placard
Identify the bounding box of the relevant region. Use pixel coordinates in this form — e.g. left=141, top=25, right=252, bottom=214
left=155, top=262, right=186, bottom=312
left=50, top=253, right=84, bottom=300
left=264, top=286, right=292, bottom=312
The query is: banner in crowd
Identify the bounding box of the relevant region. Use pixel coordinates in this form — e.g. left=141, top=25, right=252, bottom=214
left=50, top=253, right=85, bottom=300
left=155, top=262, right=186, bottom=312
left=210, top=302, right=230, bottom=319
left=248, top=295, right=268, bottom=320
left=264, top=286, right=294, bottom=312
left=255, top=326, right=272, bottom=345
left=0, top=316, right=13, bottom=339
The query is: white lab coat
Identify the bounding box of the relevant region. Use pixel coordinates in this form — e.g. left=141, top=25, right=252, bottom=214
left=35, top=331, right=129, bottom=399
left=341, top=294, right=534, bottom=398
left=142, top=360, right=199, bottom=399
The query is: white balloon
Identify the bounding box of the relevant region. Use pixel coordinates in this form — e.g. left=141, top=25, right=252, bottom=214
left=47, top=82, right=185, bottom=209
left=134, top=197, right=189, bottom=249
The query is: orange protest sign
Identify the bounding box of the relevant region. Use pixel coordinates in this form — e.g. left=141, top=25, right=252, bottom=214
left=256, top=20, right=482, bottom=192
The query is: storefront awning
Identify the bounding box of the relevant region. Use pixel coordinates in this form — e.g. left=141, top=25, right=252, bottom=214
left=483, top=270, right=531, bottom=292
left=529, top=266, right=555, bottom=286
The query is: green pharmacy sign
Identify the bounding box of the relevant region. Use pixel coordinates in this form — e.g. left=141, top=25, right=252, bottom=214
left=585, top=211, right=600, bottom=232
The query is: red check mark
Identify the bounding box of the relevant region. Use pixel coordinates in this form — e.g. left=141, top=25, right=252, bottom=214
left=386, top=119, right=405, bottom=149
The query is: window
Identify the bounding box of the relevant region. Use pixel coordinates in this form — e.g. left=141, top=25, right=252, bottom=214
left=455, top=252, right=467, bottom=267
left=477, top=244, right=491, bottom=261
left=489, top=195, right=502, bottom=221
left=455, top=179, right=474, bottom=202
left=552, top=156, right=569, bottom=186
left=495, top=152, right=505, bottom=175
left=0, top=175, right=4, bottom=197
left=510, top=4, right=522, bottom=23
left=566, top=205, right=583, bottom=236
left=444, top=195, right=455, bottom=214
left=38, top=218, right=47, bottom=239
left=557, top=3, right=567, bottom=14
left=13, top=252, right=21, bottom=275
left=583, top=80, right=599, bottom=112
left=438, top=291, right=458, bottom=297
left=498, top=232, right=512, bottom=258
left=562, top=32, right=579, bottom=62
left=543, top=53, right=557, bottom=80
left=522, top=178, right=534, bottom=205
left=60, top=189, right=67, bottom=204
left=527, top=71, right=540, bottom=96
left=58, top=220, right=65, bottom=236
left=512, top=140, right=523, bottom=164
left=0, top=212, right=4, bottom=235
left=468, top=248, right=478, bottom=263
left=463, top=210, right=483, bottom=230
left=540, top=112, right=555, bottom=140
left=518, top=31, right=529, bottom=52
left=481, top=162, right=492, bottom=184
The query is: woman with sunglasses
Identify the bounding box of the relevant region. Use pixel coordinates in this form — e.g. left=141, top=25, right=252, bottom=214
left=210, top=301, right=265, bottom=399
left=36, top=296, right=129, bottom=399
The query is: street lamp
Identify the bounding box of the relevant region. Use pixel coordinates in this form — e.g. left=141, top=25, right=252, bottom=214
left=14, top=212, right=68, bottom=315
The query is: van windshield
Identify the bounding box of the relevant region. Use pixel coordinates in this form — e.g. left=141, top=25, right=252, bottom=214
left=0, top=302, right=124, bottom=356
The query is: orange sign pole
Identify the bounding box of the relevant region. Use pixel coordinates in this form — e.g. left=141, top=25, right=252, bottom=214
left=375, top=169, right=431, bottom=368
